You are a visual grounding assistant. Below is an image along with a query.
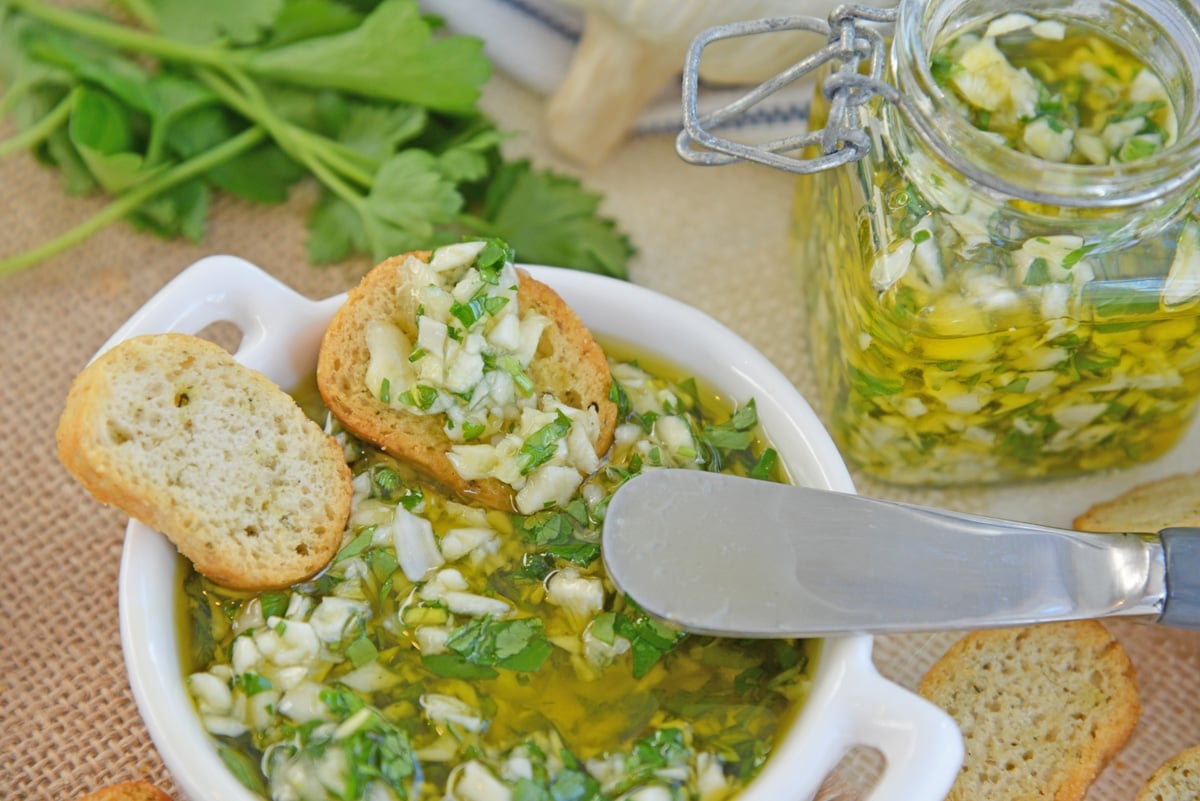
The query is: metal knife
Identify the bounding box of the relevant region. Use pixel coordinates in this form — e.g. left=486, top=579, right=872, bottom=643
left=601, top=469, right=1200, bottom=637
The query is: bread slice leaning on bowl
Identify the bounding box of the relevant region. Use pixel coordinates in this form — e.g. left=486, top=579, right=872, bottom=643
left=56, top=332, right=352, bottom=591
left=316, top=250, right=617, bottom=512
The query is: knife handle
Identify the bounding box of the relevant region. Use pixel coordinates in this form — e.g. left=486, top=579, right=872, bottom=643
left=1159, top=527, right=1200, bottom=629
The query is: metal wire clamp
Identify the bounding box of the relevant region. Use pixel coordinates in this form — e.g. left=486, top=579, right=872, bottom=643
left=676, top=5, right=905, bottom=174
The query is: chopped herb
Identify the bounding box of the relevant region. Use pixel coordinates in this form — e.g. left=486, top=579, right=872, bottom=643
left=930, top=51, right=962, bottom=85
left=217, top=743, right=268, bottom=795
left=614, top=601, right=686, bottom=679
left=379, top=377, right=391, bottom=404
left=234, top=672, right=273, bottom=696
left=334, top=526, right=376, bottom=564
left=590, top=612, right=617, bottom=645
left=399, top=485, right=424, bottom=512
left=1024, top=257, right=1051, bottom=285
left=259, top=591, right=290, bottom=621
left=500, top=356, right=535, bottom=396
left=517, top=410, right=572, bottom=475
left=474, top=239, right=515, bottom=284
left=1117, top=136, right=1159, bottom=162
left=701, top=400, right=757, bottom=451
left=345, top=635, right=379, bottom=668
left=544, top=541, right=600, bottom=567
left=518, top=510, right=574, bottom=546
left=422, top=652, right=499, bottom=679
left=398, top=384, right=438, bottom=410
left=462, top=420, right=486, bottom=441
left=445, top=616, right=553, bottom=672
left=609, top=379, right=632, bottom=421
left=749, top=448, right=779, bottom=480
left=849, top=363, right=904, bottom=399
left=370, top=467, right=404, bottom=500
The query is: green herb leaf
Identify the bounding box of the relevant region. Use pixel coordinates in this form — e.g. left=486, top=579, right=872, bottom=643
left=345, top=635, right=378, bottom=667
left=256, top=590, right=288, bottom=620
left=0, top=0, right=633, bottom=278
left=147, top=0, right=284, bottom=46
left=444, top=616, right=553, bottom=672
left=234, top=672, right=273, bottom=696
left=614, top=601, right=686, bottom=679
left=244, top=0, right=490, bottom=112
left=67, top=85, right=151, bottom=193
left=848, top=364, right=904, bottom=398
left=1024, top=256, right=1051, bottom=286
left=749, top=448, right=778, bottom=480
left=422, top=652, right=499, bottom=679
left=335, top=526, right=376, bottom=563
left=217, top=742, right=269, bottom=795
left=479, top=160, right=633, bottom=279
left=365, top=149, right=463, bottom=248
left=518, top=410, right=572, bottom=475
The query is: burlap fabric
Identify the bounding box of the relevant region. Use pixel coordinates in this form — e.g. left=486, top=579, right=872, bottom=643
left=3, top=65, right=1199, bottom=801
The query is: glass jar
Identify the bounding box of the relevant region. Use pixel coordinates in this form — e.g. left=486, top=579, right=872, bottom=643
left=791, top=0, right=1200, bottom=485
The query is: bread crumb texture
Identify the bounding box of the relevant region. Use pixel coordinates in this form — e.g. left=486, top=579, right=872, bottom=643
left=56, top=333, right=352, bottom=590
left=76, top=780, right=173, bottom=801
left=1073, top=470, right=1200, bottom=532
left=919, top=621, right=1140, bottom=801
left=1136, top=743, right=1200, bottom=801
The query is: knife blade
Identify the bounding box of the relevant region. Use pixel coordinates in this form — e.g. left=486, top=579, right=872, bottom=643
left=601, top=469, right=1200, bottom=637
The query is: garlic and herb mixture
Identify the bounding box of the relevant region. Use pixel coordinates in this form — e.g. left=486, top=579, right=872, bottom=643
left=183, top=357, right=807, bottom=801
left=796, top=11, right=1200, bottom=485
left=365, top=240, right=603, bottom=514
left=934, top=13, right=1176, bottom=164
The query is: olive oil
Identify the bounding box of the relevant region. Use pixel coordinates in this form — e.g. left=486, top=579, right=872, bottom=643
left=182, top=354, right=813, bottom=800
left=794, top=10, right=1200, bottom=485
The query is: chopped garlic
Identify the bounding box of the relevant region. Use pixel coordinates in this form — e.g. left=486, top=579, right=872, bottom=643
left=392, top=507, right=445, bottom=582
left=984, top=12, right=1036, bottom=38
left=545, top=568, right=605, bottom=630
left=1022, top=117, right=1074, bottom=162
left=421, top=694, right=486, bottom=732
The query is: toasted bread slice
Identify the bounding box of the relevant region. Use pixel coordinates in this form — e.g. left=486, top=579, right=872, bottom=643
left=77, top=781, right=173, bottom=801
left=1136, top=743, right=1200, bottom=801
left=918, top=621, right=1140, bottom=801
left=1073, top=470, right=1200, bottom=533
left=317, top=251, right=616, bottom=511
left=56, top=333, right=352, bottom=590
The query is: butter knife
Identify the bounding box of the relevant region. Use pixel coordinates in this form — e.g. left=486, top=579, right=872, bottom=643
left=601, top=470, right=1200, bottom=637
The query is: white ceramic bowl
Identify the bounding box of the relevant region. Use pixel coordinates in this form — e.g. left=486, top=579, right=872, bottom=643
left=111, top=255, right=963, bottom=801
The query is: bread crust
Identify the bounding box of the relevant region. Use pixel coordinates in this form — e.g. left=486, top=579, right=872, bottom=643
left=918, top=621, right=1139, bottom=801
left=1136, top=743, right=1200, bottom=801
left=316, top=251, right=616, bottom=511
left=1073, top=470, right=1200, bottom=533
left=76, top=780, right=173, bottom=801
left=56, top=333, right=352, bottom=590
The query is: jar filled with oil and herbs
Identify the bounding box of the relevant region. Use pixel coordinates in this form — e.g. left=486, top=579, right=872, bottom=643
left=792, top=0, right=1200, bottom=485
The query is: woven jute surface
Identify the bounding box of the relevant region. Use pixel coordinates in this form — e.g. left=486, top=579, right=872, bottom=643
left=3, top=63, right=1199, bottom=801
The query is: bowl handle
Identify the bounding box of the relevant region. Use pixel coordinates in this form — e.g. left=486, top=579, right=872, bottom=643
left=94, top=255, right=341, bottom=387
left=849, top=665, right=964, bottom=801
left=757, top=636, right=962, bottom=801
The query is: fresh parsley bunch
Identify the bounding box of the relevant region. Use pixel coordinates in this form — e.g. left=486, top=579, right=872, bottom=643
left=0, top=0, right=634, bottom=277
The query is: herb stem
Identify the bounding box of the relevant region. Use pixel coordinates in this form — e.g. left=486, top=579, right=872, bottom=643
left=0, top=126, right=266, bottom=276
left=7, top=0, right=227, bottom=69
left=196, top=68, right=369, bottom=212
left=0, top=87, right=76, bottom=161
